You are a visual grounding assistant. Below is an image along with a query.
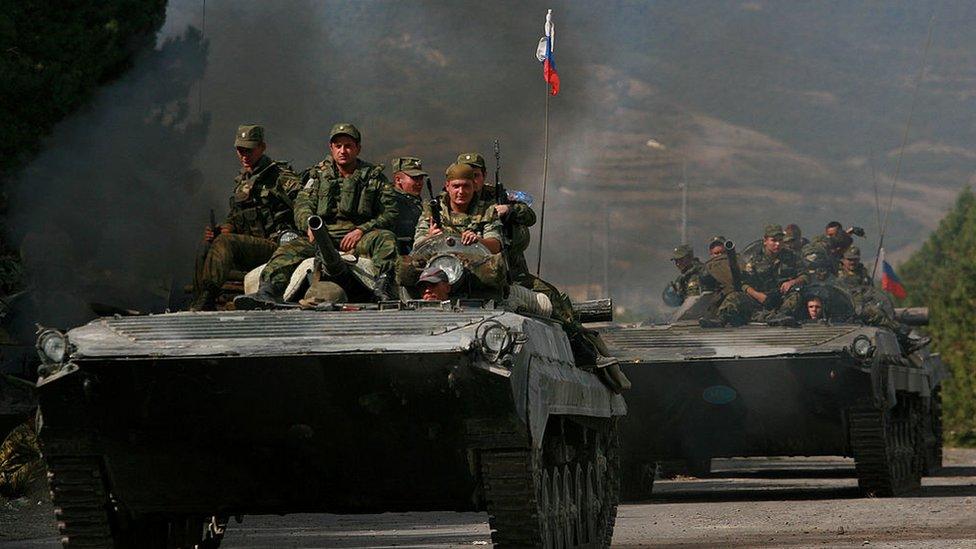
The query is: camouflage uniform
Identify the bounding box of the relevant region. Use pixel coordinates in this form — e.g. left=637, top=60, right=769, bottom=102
left=836, top=247, right=872, bottom=288
left=457, top=153, right=538, bottom=281
left=740, top=225, right=806, bottom=319
left=389, top=157, right=427, bottom=255
left=260, top=157, right=398, bottom=295
left=701, top=252, right=756, bottom=326
left=666, top=245, right=705, bottom=303
left=413, top=195, right=504, bottom=248
left=0, top=420, right=43, bottom=498
left=192, top=127, right=302, bottom=309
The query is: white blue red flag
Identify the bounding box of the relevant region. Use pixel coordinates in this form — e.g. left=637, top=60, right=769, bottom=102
left=535, top=9, right=560, bottom=96
left=879, top=248, right=907, bottom=299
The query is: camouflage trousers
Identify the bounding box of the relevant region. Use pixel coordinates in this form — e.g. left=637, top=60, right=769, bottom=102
left=261, top=230, right=397, bottom=295
left=716, top=290, right=802, bottom=325
left=0, top=421, right=43, bottom=498
left=194, top=233, right=277, bottom=293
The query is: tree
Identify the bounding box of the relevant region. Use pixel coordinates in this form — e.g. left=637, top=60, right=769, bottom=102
left=900, top=187, right=976, bottom=445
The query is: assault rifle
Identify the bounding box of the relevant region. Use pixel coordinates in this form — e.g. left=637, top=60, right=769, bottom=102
left=208, top=209, right=219, bottom=242
left=494, top=139, right=513, bottom=240
left=425, top=176, right=441, bottom=229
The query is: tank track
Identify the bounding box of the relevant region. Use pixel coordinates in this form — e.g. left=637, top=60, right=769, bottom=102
left=481, top=423, right=619, bottom=548
left=849, top=394, right=922, bottom=497
left=46, top=456, right=115, bottom=548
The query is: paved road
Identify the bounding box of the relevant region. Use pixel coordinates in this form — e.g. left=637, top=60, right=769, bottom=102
left=4, top=449, right=975, bottom=548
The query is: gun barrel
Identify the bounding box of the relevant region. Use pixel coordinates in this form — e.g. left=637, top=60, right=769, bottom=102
left=307, top=215, right=346, bottom=276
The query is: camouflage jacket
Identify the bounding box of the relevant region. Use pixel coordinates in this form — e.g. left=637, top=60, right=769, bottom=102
left=740, top=247, right=803, bottom=294
left=414, top=195, right=504, bottom=249
left=391, top=188, right=422, bottom=254
left=224, top=155, right=302, bottom=240
left=476, top=185, right=537, bottom=278
left=701, top=253, right=738, bottom=295
left=669, top=259, right=705, bottom=299
left=836, top=263, right=872, bottom=289
left=477, top=184, right=537, bottom=227
left=294, top=158, right=397, bottom=239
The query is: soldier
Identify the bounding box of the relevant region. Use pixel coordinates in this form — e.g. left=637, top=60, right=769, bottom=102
left=190, top=125, right=302, bottom=310
left=236, top=123, right=398, bottom=308
left=414, top=162, right=503, bottom=252
left=389, top=156, right=426, bottom=255
left=836, top=246, right=872, bottom=288
left=417, top=266, right=451, bottom=301
left=740, top=224, right=806, bottom=320
left=784, top=224, right=808, bottom=254
left=707, top=235, right=726, bottom=258
left=805, top=296, right=825, bottom=321
left=700, top=237, right=755, bottom=326
left=663, top=244, right=704, bottom=306
left=457, top=152, right=537, bottom=281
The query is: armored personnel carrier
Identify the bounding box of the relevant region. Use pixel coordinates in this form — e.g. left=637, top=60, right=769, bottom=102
left=34, top=234, right=625, bottom=549
left=604, top=283, right=943, bottom=500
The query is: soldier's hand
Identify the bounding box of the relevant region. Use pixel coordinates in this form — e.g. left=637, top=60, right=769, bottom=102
left=306, top=227, right=315, bottom=243
left=203, top=226, right=215, bottom=242
left=780, top=278, right=799, bottom=294
left=494, top=204, right=511, bottom=218
left=340, top=228, right=364, bottom=252
left=220, top=224, right=232, bottom=235
left=461, top=230, right=479, bottom=245
left=428, top=225, right=443, bottom=237
left=747, top=288, right=767, bottom=304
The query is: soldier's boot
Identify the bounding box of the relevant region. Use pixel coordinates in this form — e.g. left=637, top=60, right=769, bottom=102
left=765, top=313, right=799, bottom=328
left=372, top=273, right=396, bottom=302
left=233, top=281, right=281, bottom=310
left=595, top=356, right=632, bottom=394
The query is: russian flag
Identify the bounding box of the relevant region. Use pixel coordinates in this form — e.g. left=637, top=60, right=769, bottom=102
left=535, top=9, right=560, bottom=96
left=879, top=248, right=907, bottom=299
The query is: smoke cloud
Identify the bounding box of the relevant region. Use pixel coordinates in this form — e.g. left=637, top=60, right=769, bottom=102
left=8, top=0, right=976, bottom=329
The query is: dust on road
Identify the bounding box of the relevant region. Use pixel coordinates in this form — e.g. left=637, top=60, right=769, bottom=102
left=3, top=449, right=975, bottom=548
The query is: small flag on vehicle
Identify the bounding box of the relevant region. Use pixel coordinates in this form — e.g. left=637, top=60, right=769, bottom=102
left=535, top=9, right=560, bottom=96
left=879, top=249, right=907, bottom=299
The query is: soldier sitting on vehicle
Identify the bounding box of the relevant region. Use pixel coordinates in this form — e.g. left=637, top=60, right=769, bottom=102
left=784, top=223, right=809, bottom=255
left=739, top=224, right=807, bottom=321
left=390, top=156, right=426, bottom=255
left=698, top=236, right=754, bottom=326
left=836, top=246, right=872, bottom=288
left=236, top=123, right=399, bottom=308
left=663, top=244, right=704, bottom=306
left=191, top=125, right=302, bottom=310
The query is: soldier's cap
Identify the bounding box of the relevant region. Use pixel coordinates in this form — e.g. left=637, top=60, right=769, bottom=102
left=445, top=162, right=476, bottom=181
left=418, top=266, right=449, bottom=285
left=671, top=244, right=693, bottom=260
left=784, top=223, right=802, bottom=242
left=457, top=152, right=487, bottom=170
left=764, top=224, right=786, bottom=239
left=234, top=125, right=264, bottom=148
left=708, top=235, right=727, bottom=248
left=843, top=246, right=861, bottom=260
left=329, top=123, right=361, bottom=143
left=391, top=156, right=427, bottom=178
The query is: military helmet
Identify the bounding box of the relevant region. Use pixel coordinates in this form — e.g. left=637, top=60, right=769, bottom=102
left=784, top=223, right=802, bottom=242
left=843, top=246, right=861, bottom=260
left=234, top=125, right=264, bottom=148
left=329, top=122, right=361, bottom=143
left=671, top=244, right=693, bottom=261
left=708, top=235, right=727, bottom=248
left=391, top=156, right=427, bottom=178
left=457, top=152, right=487, bottom=170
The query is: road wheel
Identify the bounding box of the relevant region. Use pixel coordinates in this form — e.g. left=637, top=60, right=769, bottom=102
left=849, top=394, right=923, bottom=496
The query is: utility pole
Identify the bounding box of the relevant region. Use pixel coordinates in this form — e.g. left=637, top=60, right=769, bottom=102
left=603, top=201, right=610, bottom=299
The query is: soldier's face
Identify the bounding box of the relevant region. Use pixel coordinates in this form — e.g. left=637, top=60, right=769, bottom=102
left=394, top=172, right=423, bottom=196
left=842, top=257, right=859, bottom=270
left=236, top=143, right=265, bottom=170
left=472, top=169, right=486, bottom=191
left=709, top=245, right=724, bottom=258
left=807, top=300, right=823, bottom=319
left=330, top=136, right=361, bottom=167
left=674, top=257, right=692, bottom=271
left=420, top=280, right=451, bottom=301
left=446, top=178, right=475, bottom=210
left=764, top=237, right=782, bottom=254
left=826, top=226, right=839, bottom=237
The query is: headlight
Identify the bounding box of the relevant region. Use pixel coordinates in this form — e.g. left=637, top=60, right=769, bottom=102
left=37, top=330, right=68, bottom=364
left=851, top=335, right=875, bottom=359
left=476, top=320, right=514, bottom=359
